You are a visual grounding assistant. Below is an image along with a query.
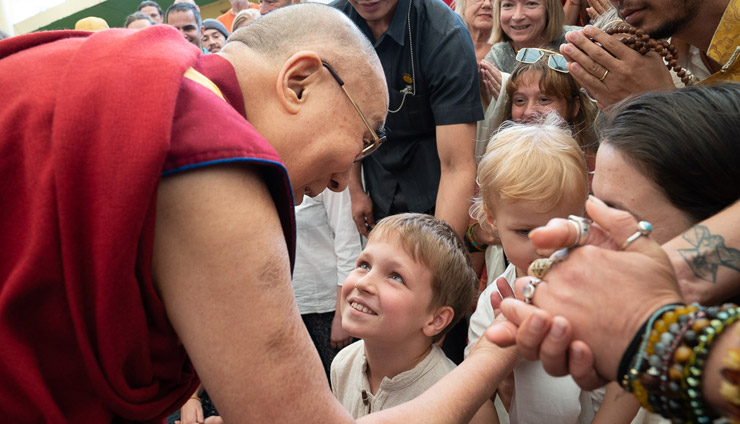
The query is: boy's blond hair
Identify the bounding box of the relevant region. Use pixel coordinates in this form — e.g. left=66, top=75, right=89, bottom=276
left=471, top=116, right=589, bottom=226
left=369, top=213, right=476, bottom=342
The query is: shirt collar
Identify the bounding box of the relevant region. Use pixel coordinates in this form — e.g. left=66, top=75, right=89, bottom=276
left=347, top=0, right=411, bottom=46
left=383, top=0, right=411, bottom=46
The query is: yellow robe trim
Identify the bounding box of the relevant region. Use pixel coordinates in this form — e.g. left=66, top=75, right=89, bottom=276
left=183, top=67, right=226, bottom=101
left=700, top=0, right=740, bottom=85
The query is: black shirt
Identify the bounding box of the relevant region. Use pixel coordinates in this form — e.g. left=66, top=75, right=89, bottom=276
left=332, top=0, right=483, bottom=216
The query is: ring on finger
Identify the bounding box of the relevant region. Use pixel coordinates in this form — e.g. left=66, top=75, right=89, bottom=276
left=620, top=221, right=653, bottom=250
left=568, top=215, right=592, bottom=247
left=530, top=248, right=570, bottom=279
left=529, top=258, right=555, bottom=279
left=599, top=69, right=609, bottom=81
left=523, top=278, right=543, bottom=304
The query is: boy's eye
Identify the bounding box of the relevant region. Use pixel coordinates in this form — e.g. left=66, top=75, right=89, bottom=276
left=538, top=97, right=553, bottom=104
left=390, top=273, right=405, bottom=284
left=516, top=229, right=531, bottom=237
left=513, top=96, right=526, bottom=105
left=358, top=262, right=370, bottom=271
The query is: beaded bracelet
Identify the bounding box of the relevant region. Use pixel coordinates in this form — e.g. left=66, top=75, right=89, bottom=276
left=620, top=303, right=740, bottom=422
left=720, top=323, right=740, bottom=423
left=465, top=222, right=487, bottom=253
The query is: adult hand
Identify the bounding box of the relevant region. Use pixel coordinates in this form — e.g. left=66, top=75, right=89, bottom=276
left=486, top=196, right=684, bottom=387
left=585, top=0, right=612, bottom=21
left=479, top=60, right=502, bottom=108
left=177, top=397, right=204, bottom=424
left=350, top=190, right=375, bottom=237
left=559, top=26, right=676, bottom=109
left=330, top=309, right=353, bottom=350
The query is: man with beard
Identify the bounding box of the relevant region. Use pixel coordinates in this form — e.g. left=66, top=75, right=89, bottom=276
left=558, top=0, right=738, bottom=108
left=202, top=19, right=229, bottom=53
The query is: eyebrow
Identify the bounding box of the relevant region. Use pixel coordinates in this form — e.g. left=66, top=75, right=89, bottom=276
left=602, top=199, right=643, bottom=221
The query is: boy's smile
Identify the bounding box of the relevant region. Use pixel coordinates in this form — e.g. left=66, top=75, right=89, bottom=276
left=340, top=236, right=436, bottom=343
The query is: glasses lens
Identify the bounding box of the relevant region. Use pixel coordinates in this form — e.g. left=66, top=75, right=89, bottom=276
left=353, top=131, right=387, bottom=163
left=548, top=54, right=569, bottom=73
left=516, top=48, right=543, bottom=64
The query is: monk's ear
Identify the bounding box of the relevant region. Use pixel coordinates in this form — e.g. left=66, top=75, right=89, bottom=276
left=275, top=51, right=322, bottom=114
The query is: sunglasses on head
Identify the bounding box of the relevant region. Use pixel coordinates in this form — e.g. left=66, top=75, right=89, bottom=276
left=515, top=48, right=569, bottom=74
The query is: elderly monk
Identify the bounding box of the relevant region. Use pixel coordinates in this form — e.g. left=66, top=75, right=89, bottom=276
left=0, top=4, right=511, bottom=423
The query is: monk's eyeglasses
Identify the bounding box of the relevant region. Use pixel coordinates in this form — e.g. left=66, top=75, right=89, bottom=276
left=321, top=61, right=387, bottom=163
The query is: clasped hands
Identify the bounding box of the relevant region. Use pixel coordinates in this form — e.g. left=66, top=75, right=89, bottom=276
left=559, top=25, right=676, bottom=109
left=485, top=196, right=684, bottom=390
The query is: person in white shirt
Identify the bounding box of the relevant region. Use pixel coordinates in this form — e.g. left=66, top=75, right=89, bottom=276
left=294, top=188, right=363, bottom=380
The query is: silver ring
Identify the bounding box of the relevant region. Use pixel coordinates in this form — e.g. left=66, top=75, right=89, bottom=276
left=621, top=221, right=653, bottom=250
left=523, top=278, right=543, bottom=304
left=568, top=215, right=592, bottom=247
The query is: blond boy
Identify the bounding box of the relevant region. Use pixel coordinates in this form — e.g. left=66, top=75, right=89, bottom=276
left=331, top=213, right=497, bottom=422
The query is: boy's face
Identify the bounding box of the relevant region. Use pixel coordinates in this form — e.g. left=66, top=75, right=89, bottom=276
left=340, top=236, right=437, bottom=343
left=490, top=197, right=584, bottom=274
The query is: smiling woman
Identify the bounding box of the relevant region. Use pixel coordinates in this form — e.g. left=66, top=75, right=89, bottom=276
left=483, top=0, right=579, bottom=73
left=455, top=0, right=494, bottom=62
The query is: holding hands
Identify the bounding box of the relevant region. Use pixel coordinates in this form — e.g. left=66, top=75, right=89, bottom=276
left=485, top=196, right=684, bottom=389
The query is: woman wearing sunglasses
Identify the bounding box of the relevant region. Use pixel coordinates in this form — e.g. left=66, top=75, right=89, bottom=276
left=504, top=48, right=597, bottom=163
left=479, top=0, right=581, bottom=107
left=476, top=48, right=597, bottom=165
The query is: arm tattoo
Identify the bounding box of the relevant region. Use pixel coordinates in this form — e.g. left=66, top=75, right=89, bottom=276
left=679, top=225, right=740, bottom=283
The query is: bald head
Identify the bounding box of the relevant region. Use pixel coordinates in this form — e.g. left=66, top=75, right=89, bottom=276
left=219, top=3, right=388, bottom=204
left=226, top=4, right=383, bottom=88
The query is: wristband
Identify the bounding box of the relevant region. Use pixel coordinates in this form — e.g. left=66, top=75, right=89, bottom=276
left=465, top=222, right=488, bottom=253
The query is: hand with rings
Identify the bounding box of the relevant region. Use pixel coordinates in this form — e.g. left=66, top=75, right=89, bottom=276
left=529, top=247, right=571, bottom=280
left=484, top=195, right=683, bottom=390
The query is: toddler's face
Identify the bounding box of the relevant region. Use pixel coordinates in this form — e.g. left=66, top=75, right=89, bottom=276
left=491, top=197, right=584, bottom=275
left=340, top=236, right=436, bottom=343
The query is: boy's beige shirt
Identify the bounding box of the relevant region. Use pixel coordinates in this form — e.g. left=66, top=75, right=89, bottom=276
left=330, top=340, right=456, bottom=417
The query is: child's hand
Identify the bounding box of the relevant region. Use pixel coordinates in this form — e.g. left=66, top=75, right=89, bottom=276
left=490, top=277, right=515, bottom=318
left=331, top=310, right=353, bottom=350
left=177, top=397, right=204, bottom=424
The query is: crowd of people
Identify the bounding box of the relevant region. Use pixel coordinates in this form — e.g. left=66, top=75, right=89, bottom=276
left=0, top=0, right=739, bottom=423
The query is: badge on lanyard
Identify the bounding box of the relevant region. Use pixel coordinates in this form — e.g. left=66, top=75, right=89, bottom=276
left=402, top=73, right=413, bottom=84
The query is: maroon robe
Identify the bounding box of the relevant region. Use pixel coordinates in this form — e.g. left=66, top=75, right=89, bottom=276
left=0, top=26, right=294, bottom=422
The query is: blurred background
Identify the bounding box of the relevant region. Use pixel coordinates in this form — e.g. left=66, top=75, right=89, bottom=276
left=0, top=0, right=239, bottom=35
